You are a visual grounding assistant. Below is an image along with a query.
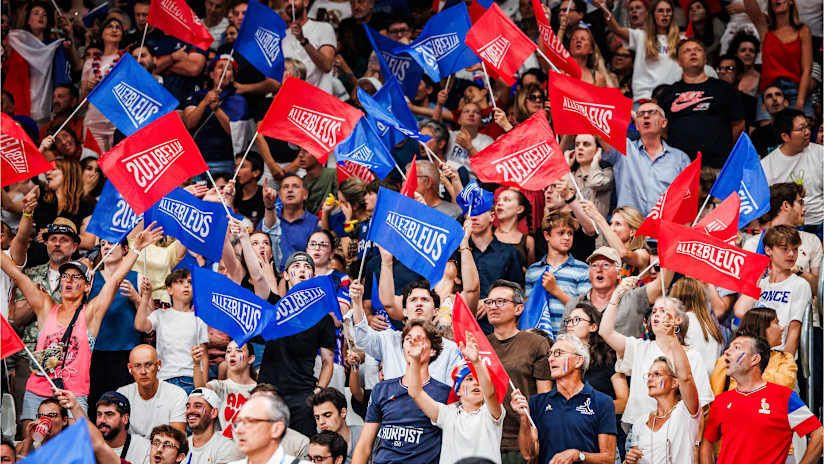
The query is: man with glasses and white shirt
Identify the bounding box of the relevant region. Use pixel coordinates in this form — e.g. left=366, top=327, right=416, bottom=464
left=229, top=394, right=311, bottom=464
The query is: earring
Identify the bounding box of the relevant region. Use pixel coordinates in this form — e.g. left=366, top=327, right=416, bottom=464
left=674, top=326, right=680, bottom=334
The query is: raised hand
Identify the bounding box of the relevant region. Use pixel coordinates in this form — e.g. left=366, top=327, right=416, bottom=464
left=458, top=330, right=480, bottom=363
left=134, top=221, right=164, bottom=251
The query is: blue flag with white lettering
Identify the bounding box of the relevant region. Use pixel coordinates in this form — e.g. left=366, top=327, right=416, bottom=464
left=234, top=0, right=287, bottom=81
left=261, top=275, right=341, bottom=340
left=86, top=181, right=143, bottom=243
left=20, top=421, right=94, bottom=464
left=519, top=282, right=554, bottom=339
left=334, top=118, right=396, bottom=179
left=365, top=24, right=424, bottom=99
left=371, top=77, right=427, bottom=148
left=367, top=187, right=464, bottom=287
left=456, top=180, right=494, bottom=217
left=87, top=53, right=179, bottom=136
left=708, top=133, right=770, bottom=229
left=357, top=87, right=431, bottom=145
left=192, top=267, right=274, bottom=346
left=391, top=3, right=480, bottom=81
left=143, top=188, right=230, bottom=262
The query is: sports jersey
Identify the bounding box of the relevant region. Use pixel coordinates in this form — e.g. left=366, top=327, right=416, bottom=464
left=756, top=274, right=811, bottom=352
left=365, top=376, right=450, bottom=464
left=704, top=382, right=822, bottom=464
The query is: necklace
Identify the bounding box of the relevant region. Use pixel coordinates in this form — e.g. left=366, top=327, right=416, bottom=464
left=650, top=401, right=677, bottom=464
left=653, top=402, right=677, bottom=419
left=92, top=50, right=124, bottom=79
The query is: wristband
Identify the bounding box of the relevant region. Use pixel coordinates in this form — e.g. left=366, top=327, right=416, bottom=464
left=300, top=38, right=309, bottom=47
left=265, top=206, right=276, bottom=210
left=22, top=212, right=33, bottom=218
left=564, top=195, right=576, bottom=204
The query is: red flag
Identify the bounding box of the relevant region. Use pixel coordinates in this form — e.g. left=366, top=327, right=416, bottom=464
left=685, top=21, right=694, bottom=38
left=4, top=50, right=31, bottom=118
left=452, top=293, right=509, bottom=405
left=470, top=111, right=569, bottom=190
left=83, top=128, right=102, bottom=157
left=1, top=113, right=54, bottom=188
left=148, top=0, right=213, bottom=50
left=679, top=0, right=721, bottom=18
left=1, top=314, right=25, bottom=360
left=400, top=155, right=418, bottom=197
left=260, top=77, right=363, bottom=164
left=693, top=193, right=739, bottom=245
left=636, top=153, right=702, bottom=238
left=337, top=160, right=376, bottom=184
left=547, top=71, right=632, bottom=153
left=531, top=0, right=582, bottom=79
left=99, top=112, right=208, bottom=214
left=465, top=4, right=537, bottom=85
left=658, top=221, right=768, bottom=298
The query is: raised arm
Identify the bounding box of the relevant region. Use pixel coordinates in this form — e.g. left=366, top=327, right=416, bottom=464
left=593, top=0, right=629, bottom=41
left=461, top=331, right=502, bottom=419
left=458, top=219, right=480, bottom=313
left=661, top=330, right=699, bottom=414
left=134, top=276, right=154, bottom=333
left=405, top=337, right=442, bottom=423
left=599, top=276, right=638, bottom=358
left=1, top=252, right=52, bottom=324
left=742, top=0, right=767, bottom=39
left=377, top=246, right=403, bottom=320
left=511, top=389, right=539, bottom=460
left=580, top=200, right=649, bottom=268
left=9, top=187, right=38, bottom=265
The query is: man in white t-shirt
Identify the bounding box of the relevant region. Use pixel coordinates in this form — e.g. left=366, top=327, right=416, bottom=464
left=283, top=0, right=337, bottom=93
left=185, top=387, right=243, bottom=464
left=202, top=0, right=229, bottom=49
left=95, top=391, right=151, bottom=464
left=117, top=345, right=187, bottom=438
left=762, top=109, right=824, bottom=228
left=445, top=102, right=495, bottom=176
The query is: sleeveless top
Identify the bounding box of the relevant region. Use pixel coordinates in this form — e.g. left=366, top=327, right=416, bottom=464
left=27, top=304, right=94, bottom=397
left=760, top=31, right=802, bottom=92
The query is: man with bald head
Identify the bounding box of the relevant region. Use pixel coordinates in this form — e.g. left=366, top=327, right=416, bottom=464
left=415, top=160, right=462, bottom=220
left=117, top=345, right=187, bottom=438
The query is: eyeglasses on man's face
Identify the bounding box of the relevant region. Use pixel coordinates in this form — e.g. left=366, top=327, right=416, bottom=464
left=483, top=298, right=514, bottom=308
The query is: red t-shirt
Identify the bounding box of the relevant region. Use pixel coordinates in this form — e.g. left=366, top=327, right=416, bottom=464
left=704, top=382, right=822, bottom=464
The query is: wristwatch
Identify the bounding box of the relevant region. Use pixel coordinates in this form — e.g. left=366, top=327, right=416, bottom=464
left=578, top=451, right=585, bottom=462
left=300, top=37, right=309, bottom=47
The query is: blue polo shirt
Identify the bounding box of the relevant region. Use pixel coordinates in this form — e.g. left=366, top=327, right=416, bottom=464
left=528, top=382, right=616, bottom=464
left=274, top=209, right=320, bottom=272
left=525, top=255, right=591, bottom=334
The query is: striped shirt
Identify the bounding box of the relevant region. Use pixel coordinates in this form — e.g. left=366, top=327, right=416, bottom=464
left=525, top=255, right=591, bottom=334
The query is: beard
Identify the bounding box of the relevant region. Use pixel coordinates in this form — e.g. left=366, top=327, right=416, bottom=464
left=98, top=423, right=122, bottom=441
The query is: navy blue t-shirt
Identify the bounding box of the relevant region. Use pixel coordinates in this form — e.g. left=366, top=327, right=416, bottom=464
left=365, top=377, right=450, bottom=464
left=89, top=270, right=142, bottom=351
left=528, top=382, right=616, bottom=464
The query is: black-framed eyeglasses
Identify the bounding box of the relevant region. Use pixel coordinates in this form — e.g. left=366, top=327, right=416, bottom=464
left=549, top=349, right=579, bottom=358
left=527, top=94, right=546, bottom=102
left=307, top=455, right=333, bottom=463
left=150, top=440, right=179, bottom=451
left=307, top=241, right=331, bottom=249
left=483, top=298, right=514, bottom=308
left=388, top=27, right=409, bottom=35
left=717, top=65, right=736, bottom=72
left=614, top=52, right=632, bottom=58
left=60, top=273, right=85, bottom=282
left=562, top=316, right=591, bottom=327
left=36, top=412, right=60, bottom=419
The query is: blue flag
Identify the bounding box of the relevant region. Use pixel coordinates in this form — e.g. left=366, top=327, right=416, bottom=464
left=364, top=24, right=424, bottom=99
left=87, top=53, right=179, bottom=136
left=86, top=181, right=143, bottom=243
left=519, top=283, right=554, bottom=339
left=357, top=87, right=431, bottom=145
left=192, top=267, right=274, bottom=346
left=334, top=118, right=397, bottom=179
left=456, top=180, right=494, bottom=217
left=261, top=276, right=341, bottom=340
left=708, top=133, right=770, bottom=229
left=20, top=421, right=94, bottom=464
left=234, top=0, right=287, bottom=81
left=143, top=188, right=231, bottom=262
left=367, top=187, right=464, bottom=287
left=372, top=77, right=428, bottom=148
left=391, top=3, right=480, bottom=81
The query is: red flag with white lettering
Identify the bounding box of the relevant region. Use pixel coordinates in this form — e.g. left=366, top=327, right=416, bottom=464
left=1, top=113, right=53, bottom=188
left=470, top=111, right=569, bottom=190
left=99, top=112, right=208, bottom=214
left=148, top=0, right=213, bottom=50
left=658, top=221, right=768, bottom=298
left=465, top=3, right=537, bottom=85
left=636, top=153, right=701, bottom=238
left=531, top=0, right=581, bottom=79
left=547, top=71, right=632, bottom=153
left=693, top=193, right=740, bottom=245
left=1, top=314, right=25, bottom=360
left=452, top=293, right=509, bottom=405
left=400, top=155, right=418, bottom=198
left=337, top=161, right=376, bottom=184
left=260, top=77, right=363, bottom=164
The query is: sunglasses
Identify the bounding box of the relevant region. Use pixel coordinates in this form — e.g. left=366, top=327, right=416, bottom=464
left=527, top=94, right=546, bottom=102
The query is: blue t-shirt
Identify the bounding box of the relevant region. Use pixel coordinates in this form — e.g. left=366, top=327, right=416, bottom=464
left=365, top=377, right=450, bottom=464
left=89, top=270, right=142, bottom=351
left=528, top=382, right=616, bottom=464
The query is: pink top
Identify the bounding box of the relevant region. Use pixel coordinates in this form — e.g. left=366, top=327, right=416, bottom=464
left=26, top=304, right=93, bottom=396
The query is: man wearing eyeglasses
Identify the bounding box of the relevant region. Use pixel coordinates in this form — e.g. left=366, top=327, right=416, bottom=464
left=149, top=425, right=189, bottom=464
left=307, top=431, right=347, bottom=464
left=15, top=398, right=69, bottom=457
left=185, top=387, right=243, bottom=464
left=229, top=394, right=312, bottom=464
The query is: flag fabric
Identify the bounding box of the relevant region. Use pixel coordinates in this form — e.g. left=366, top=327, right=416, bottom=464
left=234, top=0, right=287, bottom=81
left=5, top=30, right=63, bottom=121
left=99, top=112, right=208, bottom=215
left=547, top=71, right=632, bottom=153
left=148, top=0, right=213, bottom=50
left=658, top=220, right=769, bottom=299
left=259, top=77, right=362, bottom=163
left=466, top=4, right=537, bottom=85
left=334, top=118, right=396, bottom=180
left=370, top=273, right=395, bottom=329
left=365, top=25, right=425, bottom=99
left=470, top=111, right=569, bottom=190
left=368, top=77, right=432, bottom=147
left=261, top=276, right=341, bottom=340
left=86, top=54, right=180, bottom=137
left=452, top=293, right=510, bottom=404
left=1, top=315, right=24, bottom=360
left=456, top=180, right=494, bottom=217
left=367, top=187, right=464, bottom=286
left=19, top=420, right=94, bottom=464
left=531, top=0, right=581, bottom=78
left=192, top=267, right=275, bottom=346
left=337, top=160, right=376, bottom=184
left=1, top=113, right=53, bottom=188
left=86, top=181, right=143, bottom=243
left=636, top=153, right=702, bottom=238
left=708, top=133, right=770, bottom=229
left=400, top=155, right=418, bottom=197
left=468, top=0, right=494, bottom=21
left=392, top=3, right=480, bottom=81
left=518, top=279, right=554, bottom=337
left=83, top=128, right=102, bottom=157
left=143, top=188, right=232, bottom=262
left=693, top=193, right=740, bottom=245
left=357, top=87, right=432, bottom=144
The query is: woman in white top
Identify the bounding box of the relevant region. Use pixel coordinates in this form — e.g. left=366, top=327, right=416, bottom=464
left=670, top=277, right=724, bottom=374
left=599, top=277, right=714, bottom=429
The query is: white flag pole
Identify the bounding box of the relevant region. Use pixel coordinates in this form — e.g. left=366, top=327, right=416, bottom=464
left=206, top=170, right=234, bottom=217
left=567, top=173, right=600, bottom=235
left=480, top=62, right=497, bottom=109
left=230, top=131, right=260, bottom=184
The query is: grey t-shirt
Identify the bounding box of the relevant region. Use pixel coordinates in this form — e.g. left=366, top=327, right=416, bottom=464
left=434, top=200, right=463, bottom=220
left=562, top=286, right=650, bottom=338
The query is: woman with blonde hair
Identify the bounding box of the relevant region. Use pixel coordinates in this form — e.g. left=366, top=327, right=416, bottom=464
left=670, top=277, right=724, bottom=375
left=579, top=201, right=650, bottom=277
left=33, top=159, right=96, bottom=251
